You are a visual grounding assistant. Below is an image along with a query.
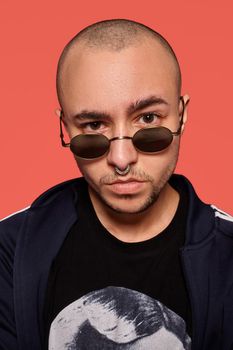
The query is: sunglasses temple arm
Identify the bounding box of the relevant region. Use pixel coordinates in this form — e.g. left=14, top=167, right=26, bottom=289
left=59, top=114, right=70, bottom=148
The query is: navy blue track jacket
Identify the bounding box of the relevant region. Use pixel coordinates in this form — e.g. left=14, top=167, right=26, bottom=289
left=0, top=174, right=233, bottom=350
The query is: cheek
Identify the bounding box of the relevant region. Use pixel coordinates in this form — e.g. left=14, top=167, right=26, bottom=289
left=75, top=157, right=107, bottom=181
left=139, top=143, right=180, bottom=171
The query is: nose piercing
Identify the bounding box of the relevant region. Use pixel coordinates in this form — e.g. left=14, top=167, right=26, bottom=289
left=114, top=165, right=131, bottom=176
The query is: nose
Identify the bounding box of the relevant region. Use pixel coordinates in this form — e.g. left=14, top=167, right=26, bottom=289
left=106, top=137, right=138, bottom=171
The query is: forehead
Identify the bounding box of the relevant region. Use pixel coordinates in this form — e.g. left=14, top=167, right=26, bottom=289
left=61, top=40, right=178, bottom=114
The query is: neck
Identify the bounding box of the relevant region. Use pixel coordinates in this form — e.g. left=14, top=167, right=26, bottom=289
left=88, top=182, right=180, bottom=243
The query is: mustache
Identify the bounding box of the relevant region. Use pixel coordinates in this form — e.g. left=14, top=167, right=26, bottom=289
left=99, top=168, right=154, bottom=185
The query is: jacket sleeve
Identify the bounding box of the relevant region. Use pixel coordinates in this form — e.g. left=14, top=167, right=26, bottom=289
left=0, top=212, right=27, bottom=350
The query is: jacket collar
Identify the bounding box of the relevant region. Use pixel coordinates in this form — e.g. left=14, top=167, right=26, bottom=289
left=169, top=174, right=216, bottom=247
left=14, top=178, right=79, bottom=349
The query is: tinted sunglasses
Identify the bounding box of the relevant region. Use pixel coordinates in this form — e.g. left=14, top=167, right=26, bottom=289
left=60, top=96, right=185, bottom=159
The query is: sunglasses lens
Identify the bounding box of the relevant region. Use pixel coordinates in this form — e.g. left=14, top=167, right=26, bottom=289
left=133, top=127, right=173, bottom=152
left=70, top=134, right=109, bottom=159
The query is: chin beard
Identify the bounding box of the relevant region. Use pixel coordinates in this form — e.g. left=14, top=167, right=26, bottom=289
left=81, top=155, right=178, bottom=215
left=96, top=163, right=176, bottom=214
left=97, top=185, right=161, bottom=215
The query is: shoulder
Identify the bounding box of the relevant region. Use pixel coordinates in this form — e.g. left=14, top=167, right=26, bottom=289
left=170, top=174, right=233, bottom=243
left=210, top=205, right=233, bottom=237
left=0, top=207, right=30, bottom=265
left=0, top=177, right=85, bottom=248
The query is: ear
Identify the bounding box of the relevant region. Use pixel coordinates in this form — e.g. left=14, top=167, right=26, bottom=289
left=55, top=108, right=71, bottom=142
left=55, top=108, right=61, bottom=118
left=180, top=94, right=190, bottom=134
left=55, top=108, right=68, bottom=128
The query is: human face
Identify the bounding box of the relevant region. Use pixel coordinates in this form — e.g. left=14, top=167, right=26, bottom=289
left=129, top=327, right=187, bottom=349
left=60, top=40, right=188, bottom=214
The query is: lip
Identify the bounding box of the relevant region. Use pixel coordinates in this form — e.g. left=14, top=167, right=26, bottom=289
left=107, top=179, right=146, bottom=194
left=108, top=178, right=144, bottom=185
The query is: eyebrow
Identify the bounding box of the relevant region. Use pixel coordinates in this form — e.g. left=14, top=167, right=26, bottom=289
left=71, top=95, right=169, bottom=121
left=73, top=111, right=109, bottom=121
left=127, top=95, right=169, bottom=115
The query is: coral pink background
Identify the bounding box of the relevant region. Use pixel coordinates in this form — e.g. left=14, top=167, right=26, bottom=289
left=1, top=0, right=232, bottom=218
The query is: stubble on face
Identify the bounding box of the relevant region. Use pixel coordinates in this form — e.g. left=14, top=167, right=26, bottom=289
left=76, top=145, right=179, bottom=215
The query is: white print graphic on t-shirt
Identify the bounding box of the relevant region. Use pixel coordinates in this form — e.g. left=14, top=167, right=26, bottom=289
left=49, top=286, right=191, bottom=349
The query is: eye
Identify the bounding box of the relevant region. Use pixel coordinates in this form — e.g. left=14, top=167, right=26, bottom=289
left=139, top=113, right=159, bottom=124
left=81, top=121, right=103, bottom=131
left=88, top=121, right=102, bottom=130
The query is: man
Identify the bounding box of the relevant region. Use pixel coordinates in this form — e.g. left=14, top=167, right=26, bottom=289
left=0, top=19, right=233, bottom=350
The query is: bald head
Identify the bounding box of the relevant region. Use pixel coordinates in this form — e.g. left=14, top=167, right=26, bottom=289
left=56, top=19, right=181, bottom=107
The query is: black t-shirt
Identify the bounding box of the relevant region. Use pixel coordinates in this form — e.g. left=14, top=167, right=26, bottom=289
left=44, top=177, right=192, bottom=349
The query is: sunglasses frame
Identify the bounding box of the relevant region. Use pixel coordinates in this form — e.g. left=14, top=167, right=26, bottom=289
left=59, top=96, right=185, bottom=158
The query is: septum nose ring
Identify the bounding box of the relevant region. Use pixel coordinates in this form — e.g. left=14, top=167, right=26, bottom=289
left=114, top=165, right=131, bottom=176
